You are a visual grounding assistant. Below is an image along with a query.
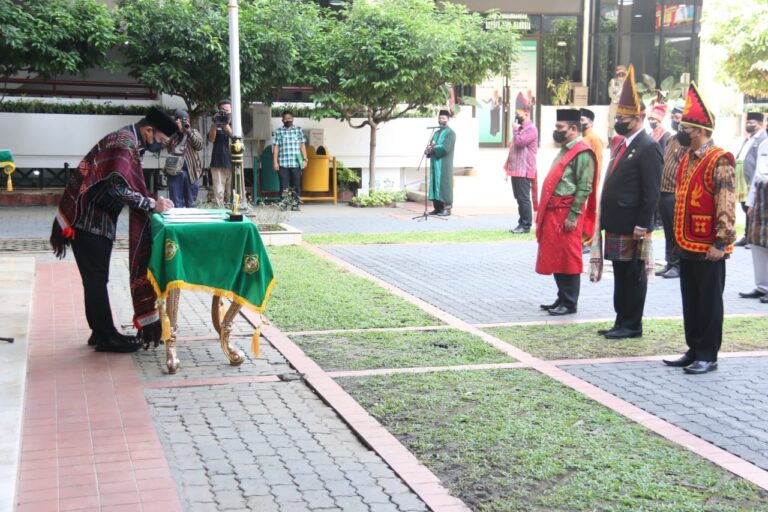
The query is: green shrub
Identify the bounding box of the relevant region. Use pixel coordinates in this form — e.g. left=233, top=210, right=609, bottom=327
left=351, top=189, right=407, bottom=207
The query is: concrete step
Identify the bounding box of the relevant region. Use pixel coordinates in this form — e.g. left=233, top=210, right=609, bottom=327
left=407, top=174, right=515, bottom=207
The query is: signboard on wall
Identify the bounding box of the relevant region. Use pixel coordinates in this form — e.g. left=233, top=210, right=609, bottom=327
left=655, top=4, right=695, bottom=30
left=477, top=39, right=538, bottom=147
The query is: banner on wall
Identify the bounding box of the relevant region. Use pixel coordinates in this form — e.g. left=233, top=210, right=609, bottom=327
left=477, top=39, right=538, bottom=146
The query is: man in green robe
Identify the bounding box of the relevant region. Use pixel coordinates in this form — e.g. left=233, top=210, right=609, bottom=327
left=427, top=110, right=456, bottom=216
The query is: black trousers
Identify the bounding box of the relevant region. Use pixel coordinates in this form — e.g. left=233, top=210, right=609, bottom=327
left=680, top=258, right=725, bottom=362
left=553, top=273, right=580, bottom=309
left=611, top=259, right=647, bottom=332
left=71, top=229, right=117, bottom=339
left=278, top=166, right=302, bottom=198
left=511, top=177, right=532, bottom=229
left=659, top=192, right=680, bottom=267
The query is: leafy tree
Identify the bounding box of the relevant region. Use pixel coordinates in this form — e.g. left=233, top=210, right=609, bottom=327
left=116, top=0, right=320, bottom=118
left=0, top=0, right=118, bottom=79
left=704, top=0, right=768, bottom=98
left=305, top=0, right=518, bottom=189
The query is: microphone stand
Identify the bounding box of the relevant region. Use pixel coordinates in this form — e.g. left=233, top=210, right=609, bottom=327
left=412, top=127, right=447, bottom=221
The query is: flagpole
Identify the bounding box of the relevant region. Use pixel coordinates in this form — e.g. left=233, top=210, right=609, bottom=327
left=228, top=0, right=247, bottom=211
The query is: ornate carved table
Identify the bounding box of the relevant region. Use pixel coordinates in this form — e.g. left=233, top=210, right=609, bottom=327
left=148, top=210, right=275, bottom=374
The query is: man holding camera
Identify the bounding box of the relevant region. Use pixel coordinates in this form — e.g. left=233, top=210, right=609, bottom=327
left=208, top=99, right=233, bottom=206
left=165, top=109, right=203, bottom=208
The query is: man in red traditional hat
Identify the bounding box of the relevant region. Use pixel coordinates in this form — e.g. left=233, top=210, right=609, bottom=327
left=663, top=82, right=737, bottom=374
left=648, top=103, right=671, bottom=150
left=592, top=64, right=663, bottom=339
left=504, top=93, right=538, bottom=233
left=50, top=107, right=177, bottom=353
left=536, top=108, right=597, bottom=316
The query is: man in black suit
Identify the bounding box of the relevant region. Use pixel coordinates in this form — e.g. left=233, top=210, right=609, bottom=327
left=597, top=64, right=663, bottom=339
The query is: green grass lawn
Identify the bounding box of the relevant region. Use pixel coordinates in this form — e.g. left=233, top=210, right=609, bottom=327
left=486, top=316, right=768, bottom=360
left=341, top=369, right=768, bottom=512
left=291, top=329, right=514, bottom=371
left=265, top=246, right=439, bottom=331
left=304, top=230, right=536, bottom=245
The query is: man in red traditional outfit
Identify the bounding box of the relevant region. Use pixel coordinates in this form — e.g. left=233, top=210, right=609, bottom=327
left=536, top=108, right=598, bottom=316
left=663, top=82, right=737, bottom=374
left=50, top=107, right=177, bottom=353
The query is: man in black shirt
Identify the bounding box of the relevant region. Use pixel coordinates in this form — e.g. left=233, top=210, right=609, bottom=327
left=208, top=99, right=233, bottom=206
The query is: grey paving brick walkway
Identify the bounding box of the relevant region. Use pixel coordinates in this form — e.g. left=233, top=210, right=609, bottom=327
left=565, top=357, right=768, bottom=471
left=327, top=241, right=765, bottom=324
left=147, top=381, right=428, bottom=512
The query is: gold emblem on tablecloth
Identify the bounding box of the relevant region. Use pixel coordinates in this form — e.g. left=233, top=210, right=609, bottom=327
left=164, top=239, right=178, bottom=261
left=243, top=254, right=260, bottom=274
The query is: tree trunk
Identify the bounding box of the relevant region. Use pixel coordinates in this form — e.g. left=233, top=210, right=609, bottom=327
left=368, top=122, right=377, bottom=192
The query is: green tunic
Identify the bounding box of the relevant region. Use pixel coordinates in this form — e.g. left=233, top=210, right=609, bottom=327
left=428, top=127, right=456, bottom=204
left=550, top=136, right=595, bottom=222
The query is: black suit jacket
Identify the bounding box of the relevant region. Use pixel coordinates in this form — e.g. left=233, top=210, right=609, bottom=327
left=600, top=130, right=663, bottom=235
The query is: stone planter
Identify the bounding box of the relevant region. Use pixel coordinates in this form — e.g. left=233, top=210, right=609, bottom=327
left=256, top=223, right=302, bottom=246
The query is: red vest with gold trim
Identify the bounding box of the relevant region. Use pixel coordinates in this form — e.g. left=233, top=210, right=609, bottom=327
left=674, top=146, right=735, bottom=253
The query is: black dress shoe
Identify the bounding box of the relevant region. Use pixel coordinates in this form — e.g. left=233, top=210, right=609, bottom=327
left=661, top=266, right=680, bottom=279
left=604, top=327, right=642, bottom=339
left=655, top=264, right=671, bottom=277
left=87, top=334, right=99, bottom=346
left=662, top=354, right=695, bottom=367
left=597, top=327, right=617, bottom=336
left=734, top=237, right=747, bottom=247
left=428, top=209, right=442, bottom=215
left=540, top=300, right=561, bottom=311
left=548, top=305, right=576, bottom=316
left=436, top=209, right=451, bottom=217
left=510, top=226, right=530, bottom=234
left=95, top=333, right=141, bottom=353
left=683, top=360, right=718, bottom=374
left=761, top=296, right=768, bottom=304
left=739, top=289, right=766, bottom=299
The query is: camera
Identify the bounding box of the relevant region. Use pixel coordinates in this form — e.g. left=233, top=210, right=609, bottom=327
left=214, top=110, right=230, bottom=126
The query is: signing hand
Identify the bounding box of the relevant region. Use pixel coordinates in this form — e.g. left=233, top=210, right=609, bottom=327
left=154, top=197, right=174, bottom=213
left=705, top=245, right=725, bottom=261
left=564, top=218, right=577, bottom=232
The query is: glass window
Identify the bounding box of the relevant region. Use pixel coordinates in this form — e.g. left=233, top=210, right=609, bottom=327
left=541, top=15, right=582, bottom=104
left=662, top=35, right=693, bottom=84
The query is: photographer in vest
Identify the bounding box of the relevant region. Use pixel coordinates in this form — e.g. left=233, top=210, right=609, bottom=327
left=663, top=83, right=737, bottom=375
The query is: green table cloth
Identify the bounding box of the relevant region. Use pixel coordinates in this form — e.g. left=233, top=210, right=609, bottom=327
left=148, top=211, right=275, bottom=312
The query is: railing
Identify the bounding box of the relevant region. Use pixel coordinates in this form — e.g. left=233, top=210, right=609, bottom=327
left=0, top=78, right=156, bottom=100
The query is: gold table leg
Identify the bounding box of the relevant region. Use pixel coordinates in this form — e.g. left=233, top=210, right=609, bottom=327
left=211, top=296, right=246, bottom=366
left=162, top=288, right=181, bottom=374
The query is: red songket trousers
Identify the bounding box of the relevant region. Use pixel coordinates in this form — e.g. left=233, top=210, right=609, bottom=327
left=535, top=195, right=584, bottom=275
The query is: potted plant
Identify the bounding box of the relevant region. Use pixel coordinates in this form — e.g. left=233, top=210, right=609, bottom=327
left=336, top=160, right=361, bottom=202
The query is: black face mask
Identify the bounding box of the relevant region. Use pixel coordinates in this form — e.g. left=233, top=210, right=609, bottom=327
left=614, top=121, right=631, bottom=136
left=552, top=130, right=567, bottom=144
left=649, top=121, right=659, bottom=130
left=676, top=130, right=692, bottom=146
left=746, top=125, right=757, bottom=134
left=515, top=116, right=524, bottom=125
left=671, top=120, right=680, bottom=132
left=580, top=123, right=589, bottom=132
left=283, top=121, right=293, bottom=128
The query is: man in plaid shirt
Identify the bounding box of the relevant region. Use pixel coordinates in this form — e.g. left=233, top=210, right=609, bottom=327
left=272, top=110, right=307, bottom=210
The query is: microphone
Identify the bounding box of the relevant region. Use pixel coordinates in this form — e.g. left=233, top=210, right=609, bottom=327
left=426, top=126, right=442, bottom=129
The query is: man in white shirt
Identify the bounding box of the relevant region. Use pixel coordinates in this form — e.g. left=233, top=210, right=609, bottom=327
left=734, top=113, right=767, bottom=247
left=740, top=137, right=768, bottom=302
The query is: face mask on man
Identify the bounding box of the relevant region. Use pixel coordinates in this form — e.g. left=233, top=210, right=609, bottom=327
left=649, top=120, right=659, bottom=130
left=746, top=124, right=757, bottom=134
left=676, top=129, right=692, bottom=146
left=283, top=120, right=293, bottom=128
left=580, top=123, right=589, bottom=132
left=515, top=116, right=524, bottom=126
left=671, top=120, right=679, bottom=132
left=614, top=120, right=631, bottom=136
left=552, top=129, right=567, bottom=144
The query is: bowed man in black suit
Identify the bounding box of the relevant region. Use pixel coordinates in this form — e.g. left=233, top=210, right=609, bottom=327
left=597, top=64, right=663, bottom=340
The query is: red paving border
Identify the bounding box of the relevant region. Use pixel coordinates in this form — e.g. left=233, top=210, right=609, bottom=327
left=16, top=263, right=182, bottom=512
left=302, top=242, right=768, bottom=492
